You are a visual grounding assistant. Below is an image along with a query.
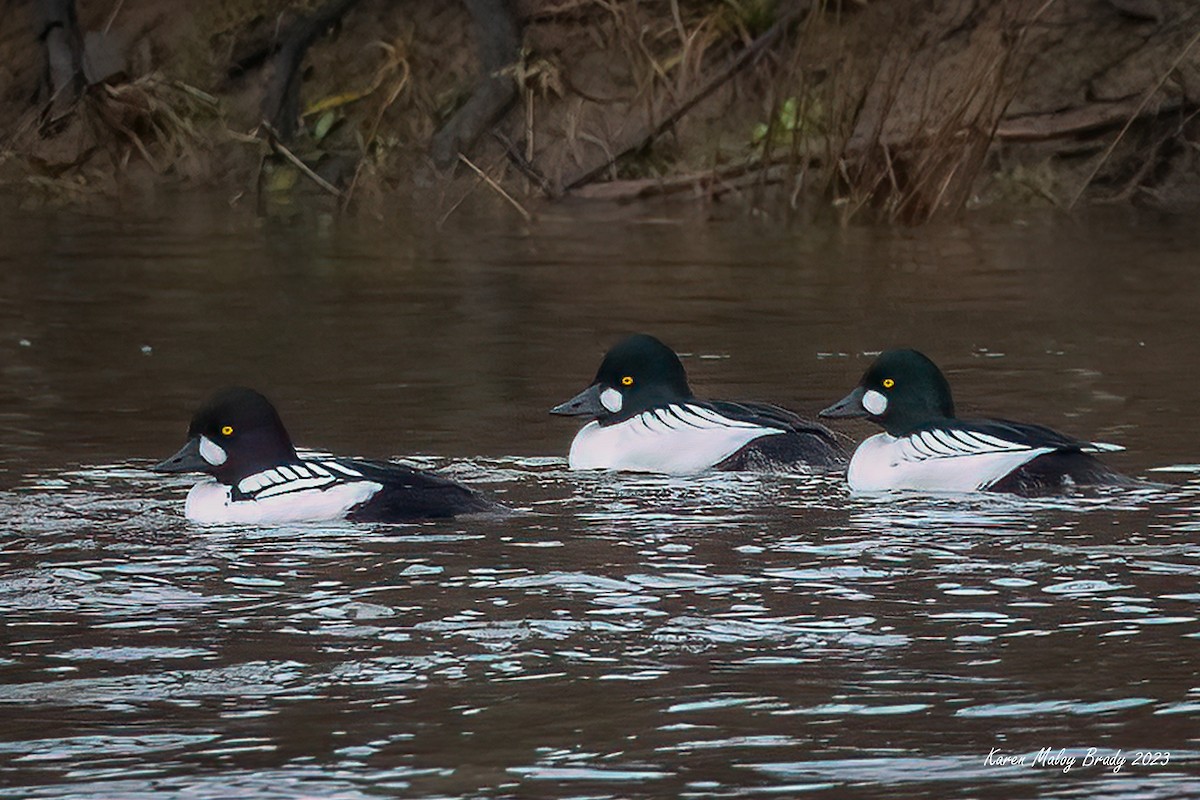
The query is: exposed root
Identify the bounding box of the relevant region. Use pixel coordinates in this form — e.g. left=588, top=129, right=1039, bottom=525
left=260, top=0, right=365, bottom=140
left=430, top=0, right=523, bottom=169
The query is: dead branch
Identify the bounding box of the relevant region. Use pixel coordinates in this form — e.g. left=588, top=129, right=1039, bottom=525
left=569, top=162, right=793, bottom=202
left=997, top=97, right=1186, bottom=142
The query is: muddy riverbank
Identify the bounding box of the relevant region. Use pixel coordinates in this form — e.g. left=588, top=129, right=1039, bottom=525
left=2, top=0, right=1199, bottom=222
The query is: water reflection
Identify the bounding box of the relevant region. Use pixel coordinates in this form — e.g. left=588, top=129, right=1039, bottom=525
left=2, top=201, right=1199, bottom=798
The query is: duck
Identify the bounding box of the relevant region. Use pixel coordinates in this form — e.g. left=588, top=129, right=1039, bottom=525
left=550, top=334, right=845, bottom=474
left=153, top=387, right=496, bottom=524
left=819, top=349, right=1128, bottom=494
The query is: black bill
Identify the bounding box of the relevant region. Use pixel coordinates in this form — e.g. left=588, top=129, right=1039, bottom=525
left=153, top=437, right=209, bottom=473
left=550, top=384, right=608, bottom=417
left=819, top=386, right=868, bottom=419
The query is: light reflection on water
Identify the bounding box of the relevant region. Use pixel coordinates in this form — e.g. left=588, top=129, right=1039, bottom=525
left=2, top=456, right=1199, bottom=798
left=1, top=200, right=1199, bottom=798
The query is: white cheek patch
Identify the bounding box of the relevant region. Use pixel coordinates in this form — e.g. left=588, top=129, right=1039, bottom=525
left=199, top=435, right=228, bottom=466
left=862, top=389, right=888, bottom=416
left=600, top=387, right=623, bottom=413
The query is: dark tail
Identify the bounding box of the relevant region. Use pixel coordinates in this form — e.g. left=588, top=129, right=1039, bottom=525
left=988, top=451, right=1131, bottom=496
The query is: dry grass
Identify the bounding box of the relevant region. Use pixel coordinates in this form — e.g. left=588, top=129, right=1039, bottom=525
left=2, top=72, right=227, bottom=201
left=89, top=74, right=223, bottom=175
left=498, top=0, right=1045, bottom=223
left=4, top=0, right=1193, bottom=219
left=745, top=1, right=1050, bottom=224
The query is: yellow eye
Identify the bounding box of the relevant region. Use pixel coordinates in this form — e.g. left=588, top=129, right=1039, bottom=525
left=621, top=376, right=634, bottom=386
left=220, top=425, right=234, bottom=436
left=882, top=378, right=895, bottom=389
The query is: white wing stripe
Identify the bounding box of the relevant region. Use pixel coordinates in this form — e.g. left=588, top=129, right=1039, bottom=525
left=237, top=474, right=265, bottom=493
left=687, top=405, right=761, bottom=429
left=901, top=427, right=1046, bottom=460
left=918, top=431, right=957, bottom=456
left=667, top=404, right=705, bottom=429
left=253, top=475, right=343, bottom=499
left=905, top=435, right=937, bottom=459
left=239, top=467, right=333, bottom=495
left=676, top=405, right=722, bottom=429
left=638, top=410, right=667, bottom=433
left=949, top=429, right=986, bottom=450
left=637, top=405, right=767, bottom=432
left=933, top=429, right=970, bottom=453
left=236, top=459, right=381, bottom=498
left=909, top=431, right=939, bottom=456
left=973, top=431, right=1026, bottom=451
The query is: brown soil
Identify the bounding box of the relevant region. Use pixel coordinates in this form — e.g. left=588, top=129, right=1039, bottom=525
left=2, top=0, right=1199, bottom=222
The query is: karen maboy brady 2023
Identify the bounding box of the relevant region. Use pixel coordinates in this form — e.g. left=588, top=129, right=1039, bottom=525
left=985, top=747, right=1128, bottom=773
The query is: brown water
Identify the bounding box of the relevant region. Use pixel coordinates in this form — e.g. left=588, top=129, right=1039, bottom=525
left=0, top=196, right=1198, bottom=798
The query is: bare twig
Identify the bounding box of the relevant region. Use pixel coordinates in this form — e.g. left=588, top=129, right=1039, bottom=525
left=456, top=152, right=532, bottom=220
left=103, top=0, right=125, bottom=34
left=261, top=122, right=343, bottom=197
left=171, top=80, right=220, bottom=107
left=669, top=0, right=688, bottom=48
left=341, top=60, right=410, bottom=209
left=492, top=130, right=557, bottom=197
left=1068, top=27, right=1200, bottom=209
left=437, top=153, right=506, bottom=227
left=1095, top=105, right=1200, bottom=204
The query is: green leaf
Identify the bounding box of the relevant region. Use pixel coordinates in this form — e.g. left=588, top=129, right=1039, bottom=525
left=780, top=97, right=798, bottom=130
left=313, top=110, right=337, bottom=143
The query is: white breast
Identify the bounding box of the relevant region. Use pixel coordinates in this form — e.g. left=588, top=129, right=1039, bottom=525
left=567, top=404, right=782, bottom=475
left=183, top=477, right=382, bottom=525
left=846, top=432, right=1052, bottom=493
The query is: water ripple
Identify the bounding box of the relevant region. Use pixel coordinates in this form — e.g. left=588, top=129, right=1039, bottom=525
left=1, top=455, right=1197, bottom=799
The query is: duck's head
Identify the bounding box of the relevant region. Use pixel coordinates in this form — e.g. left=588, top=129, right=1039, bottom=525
left=154, top=387, right=298, bottom=484
left=550, top=333, right=693, bottom=423
left=820, top=349, right=955, bottom=436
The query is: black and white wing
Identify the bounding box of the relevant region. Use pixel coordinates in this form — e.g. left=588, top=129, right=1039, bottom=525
left=235, top=458, right=494, bottom=521
left=899, top=419, right=1123, bottom=462
left=632, top=402, right=776, bottom=433
left=234, top=459, right=354, bottom=499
